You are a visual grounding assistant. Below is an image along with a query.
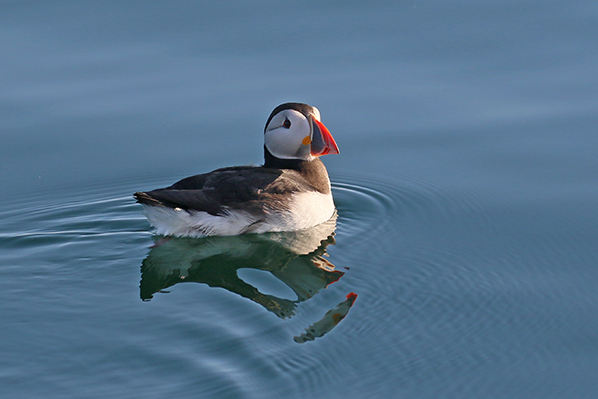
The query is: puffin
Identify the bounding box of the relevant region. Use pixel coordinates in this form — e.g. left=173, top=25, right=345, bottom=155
left=134, top=102, right=340, bottom=237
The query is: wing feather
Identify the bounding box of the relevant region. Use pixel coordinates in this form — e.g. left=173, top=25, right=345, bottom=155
left=134, top=166, right=309, bottom=216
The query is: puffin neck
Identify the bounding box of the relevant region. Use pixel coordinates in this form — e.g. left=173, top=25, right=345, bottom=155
left=263, top=146, right=308, bottom=170
left=263, top=146, right=331, bottom=194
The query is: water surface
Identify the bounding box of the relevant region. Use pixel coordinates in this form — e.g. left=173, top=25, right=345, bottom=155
left=2, top=1, right=598, bottom=398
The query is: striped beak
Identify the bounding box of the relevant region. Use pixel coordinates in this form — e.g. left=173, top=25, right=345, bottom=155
left=309, top=115, right=340, bottom=157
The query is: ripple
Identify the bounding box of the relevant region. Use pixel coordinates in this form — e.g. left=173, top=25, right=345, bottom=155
left=1, top=197, right=144, bottom=244
left=318, top=170, right=594, bottom=388
left=4, top=168, right=595, bottom=398
left=1, top=170, right=482, bottom=248
left=323, top=174, right=598, bottom=394
left=0, top=171, right=533, bottom=382
left=0, top=179, right=152, bottom=270
left=334, top=171, right=484, bottom=223
left=328, top=171, right=491, bottom=260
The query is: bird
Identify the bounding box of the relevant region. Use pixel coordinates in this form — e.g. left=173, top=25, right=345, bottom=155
left=134, top=102, right=340, bottom=237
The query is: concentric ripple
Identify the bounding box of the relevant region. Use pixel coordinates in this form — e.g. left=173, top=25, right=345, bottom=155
left=0, top=195, right=146, bottom=248
left=5, top=170, right=566, bottom=398
left=331, top=171, right=486, bottom=244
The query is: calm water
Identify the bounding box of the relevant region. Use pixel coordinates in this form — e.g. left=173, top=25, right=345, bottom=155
left=2, top=1, right=598, bottom=398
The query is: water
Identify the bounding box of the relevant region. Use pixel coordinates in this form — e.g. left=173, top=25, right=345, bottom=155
left=2, top=1, right=598, bottom=398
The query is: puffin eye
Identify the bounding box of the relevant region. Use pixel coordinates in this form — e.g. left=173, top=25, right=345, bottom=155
left=283, top=118, right=291, bottom=129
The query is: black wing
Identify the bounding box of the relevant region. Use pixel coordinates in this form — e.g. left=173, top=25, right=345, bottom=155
left=134, top=166, right=305, bottom=215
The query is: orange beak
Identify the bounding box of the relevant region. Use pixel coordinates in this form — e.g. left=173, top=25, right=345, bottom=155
left=310, top=116, right=340, bottom=157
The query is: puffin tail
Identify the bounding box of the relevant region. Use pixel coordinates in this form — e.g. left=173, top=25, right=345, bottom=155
left=134, top=192, right=166, bottom=207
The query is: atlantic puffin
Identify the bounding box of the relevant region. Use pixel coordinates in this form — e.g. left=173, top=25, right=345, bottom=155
left=134, top=102, right=340, bottom=237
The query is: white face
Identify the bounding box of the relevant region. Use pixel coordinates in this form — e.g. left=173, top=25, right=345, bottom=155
left=264, top=109, right=319, bottom=161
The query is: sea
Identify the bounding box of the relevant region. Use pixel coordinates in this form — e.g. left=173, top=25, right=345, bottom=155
left=2, top=1, right=598, bottom=398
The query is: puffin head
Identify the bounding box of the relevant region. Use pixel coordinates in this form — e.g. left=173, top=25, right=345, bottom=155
left=264, top=103, right=339, bottom=161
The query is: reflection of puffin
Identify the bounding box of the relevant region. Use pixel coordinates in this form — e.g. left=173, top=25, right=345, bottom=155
left=294, top=292, right=358, bottom=343
left=134, top=103, right=340, bottom=237
left=139, top=216, right=343, bottom=319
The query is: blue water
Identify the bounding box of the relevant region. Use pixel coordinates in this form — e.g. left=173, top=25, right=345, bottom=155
left=2, top=1, right=598, bottom=398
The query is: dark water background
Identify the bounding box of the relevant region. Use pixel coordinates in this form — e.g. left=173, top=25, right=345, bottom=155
left=2, top=1, right=598, bottom=398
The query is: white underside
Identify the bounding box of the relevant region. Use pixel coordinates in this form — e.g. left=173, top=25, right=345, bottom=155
left=141, top=191, right=335, bottom=237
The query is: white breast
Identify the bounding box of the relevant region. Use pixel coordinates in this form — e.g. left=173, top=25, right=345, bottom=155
left=266, top=191, right=336, bottom=232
